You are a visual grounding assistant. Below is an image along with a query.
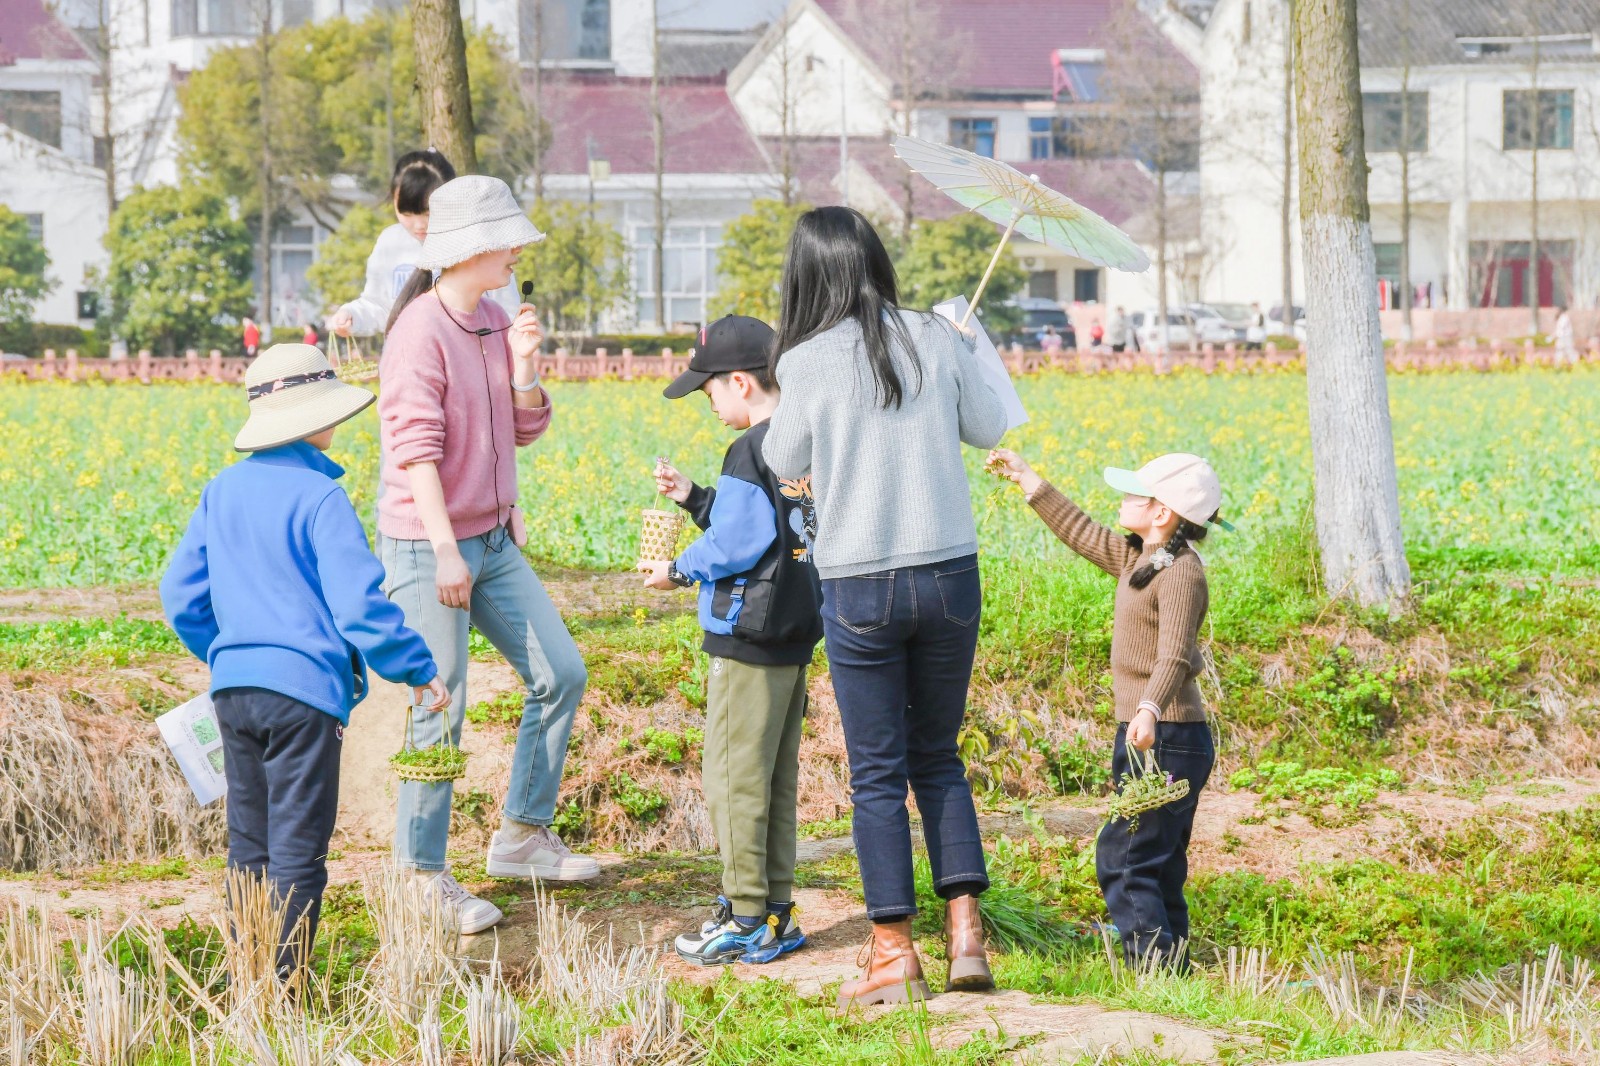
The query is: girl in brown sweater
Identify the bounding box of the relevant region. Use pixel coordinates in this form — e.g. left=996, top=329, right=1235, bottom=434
left=987, top=448, right=1226, bottom=971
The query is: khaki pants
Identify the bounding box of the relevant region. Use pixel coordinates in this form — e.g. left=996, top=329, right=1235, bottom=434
left=702, top=657, right=807, bottom=918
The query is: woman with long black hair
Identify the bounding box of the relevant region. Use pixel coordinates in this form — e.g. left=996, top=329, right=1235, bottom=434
left=763, top=207, right=1007, bottom=1006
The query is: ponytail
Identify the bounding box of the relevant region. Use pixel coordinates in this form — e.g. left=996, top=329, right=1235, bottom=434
left=385, top=268, right=434, bottom=334
left=1126, top=513, right=1216, bottom=591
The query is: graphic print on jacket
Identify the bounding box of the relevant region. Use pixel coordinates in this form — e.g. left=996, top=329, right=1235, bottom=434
left=673, top=422, right=823, bottom=667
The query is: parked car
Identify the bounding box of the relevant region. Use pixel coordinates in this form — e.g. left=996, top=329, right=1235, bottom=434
left=1129, top=309, right=1198, bottom=351
left=1267, top=304, right=1308, bottom=341
left=1004, top=297, right=1076, bottom=350
left=1186, top=302, right=1253, bottom=345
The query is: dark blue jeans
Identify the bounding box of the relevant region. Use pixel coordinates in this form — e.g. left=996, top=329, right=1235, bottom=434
left=1096, top=720, right=1215, bottom=969
left=215, top=687, right=344, bottom=975
left=822, top=554, right=989, bottom=919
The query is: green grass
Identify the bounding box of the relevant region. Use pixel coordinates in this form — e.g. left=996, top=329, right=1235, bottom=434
left=0, top=616, right=182, bottom=670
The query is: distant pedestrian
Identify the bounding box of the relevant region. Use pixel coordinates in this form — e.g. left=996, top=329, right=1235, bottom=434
left=1554, top=306, right=1578, bottom=367
left=303, top=323, right=320, bottom=348
left=1108, top=307, right=1129, bottom=353
left=1040, top=324, right=1063, bottom=353
left=242, top=318, right=261, bottom=359
left=1245, top=303, right=1266, bottom=351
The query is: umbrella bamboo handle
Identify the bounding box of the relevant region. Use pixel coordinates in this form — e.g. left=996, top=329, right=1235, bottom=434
left=960, top=208, right=1024, bottom=329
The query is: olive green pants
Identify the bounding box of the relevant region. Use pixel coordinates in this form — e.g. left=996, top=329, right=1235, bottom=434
left=701, top=657, right=808, bottom=919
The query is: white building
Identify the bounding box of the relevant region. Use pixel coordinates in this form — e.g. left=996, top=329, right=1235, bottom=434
left=0, top=0, right=105, bottom=327
left=1200, top=0, right=1600, bottom=334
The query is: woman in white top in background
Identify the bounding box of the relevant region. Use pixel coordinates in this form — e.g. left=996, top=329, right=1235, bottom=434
left=325, top=149, right=519, bottom=339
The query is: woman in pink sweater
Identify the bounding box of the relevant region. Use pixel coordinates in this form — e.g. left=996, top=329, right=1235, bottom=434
left=378, top=176, right=595, bottom=935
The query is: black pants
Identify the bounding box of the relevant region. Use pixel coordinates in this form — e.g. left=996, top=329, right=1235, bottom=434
left=821, top=554, right=990, bottom=919
left=1096, top=720, right=1214, bottom=970
left=215, top=687, right=343, bottom=975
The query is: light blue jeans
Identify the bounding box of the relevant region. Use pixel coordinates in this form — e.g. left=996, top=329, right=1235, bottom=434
left=380, top=529, right=587, bottom=871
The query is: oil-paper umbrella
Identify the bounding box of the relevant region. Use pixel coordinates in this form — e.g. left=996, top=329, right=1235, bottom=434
left=891, top=134, right=1151, bottom=326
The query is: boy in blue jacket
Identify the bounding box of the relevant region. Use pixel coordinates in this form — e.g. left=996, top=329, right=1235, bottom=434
left=643, top=316, right=824, bottom=965
left=161, top=343, right=447, bottom=976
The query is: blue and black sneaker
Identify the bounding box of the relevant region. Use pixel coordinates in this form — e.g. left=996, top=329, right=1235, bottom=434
left=674, top=897, right=775, bottom=966
left=742, top=901, right=806, bottom=963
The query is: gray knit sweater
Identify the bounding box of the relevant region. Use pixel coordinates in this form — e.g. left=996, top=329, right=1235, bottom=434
left=762, top=310, right=1008, bottom=579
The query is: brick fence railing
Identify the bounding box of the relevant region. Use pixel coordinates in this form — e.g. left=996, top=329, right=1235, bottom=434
left=6, top=337, right=1595, bottom=384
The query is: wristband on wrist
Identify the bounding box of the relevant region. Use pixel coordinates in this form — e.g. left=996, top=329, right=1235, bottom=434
left=511, top=373, right=542, bottom=393
left=667, top=561, right=695, bottom=588
left=1135, top=701, right=1161, bottom=720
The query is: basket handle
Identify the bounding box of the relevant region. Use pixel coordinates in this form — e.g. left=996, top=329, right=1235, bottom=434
left=402, top=702, right=457, bottom=754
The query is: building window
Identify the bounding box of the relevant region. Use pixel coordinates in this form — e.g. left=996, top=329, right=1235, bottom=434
left=1028, top=270, right=1058, bottom=300
left=1374, top=241, right=1401, bottom=307
left=272, top=223, right=320, bottom=326
left=1028, top=115, right=1111, bottom=160
left=77, top=291, right=100, bottom=320
left=633, top=225, right=721, bottom=328
left=521, top=0, right=611, bottom=63
left=0, top=90, right=63, bottom=149
left=1469, top=240, right=1572, bottom=308
left=1362, top=92, right=1428, bottom=153
left=1073, top=268, right=1101, bottom=303
left=949, top=118, right=996, bottom=158
left=1503, top=89, right=1574, bottom=150
left=23, top=214, right=44, bottom=243
left=171, top=0, right=256, bottom=37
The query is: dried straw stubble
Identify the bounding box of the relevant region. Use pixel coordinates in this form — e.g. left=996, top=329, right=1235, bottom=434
left=0, top=680, right=226, bottom=871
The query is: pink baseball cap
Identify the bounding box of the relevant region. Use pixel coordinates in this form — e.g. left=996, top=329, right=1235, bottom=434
left=1104, top=453, right=1232, bottom=529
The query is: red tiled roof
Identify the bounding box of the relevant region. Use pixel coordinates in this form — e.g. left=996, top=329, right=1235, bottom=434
left=534, top=72, right=769, bottom=175
left=814, top=0, right=1130, bottom=95
left=0, top=0, right=89, bottom=64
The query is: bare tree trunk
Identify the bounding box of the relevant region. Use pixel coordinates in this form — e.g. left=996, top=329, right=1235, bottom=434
left=1294, top=0, right=1411, bottom=609
left=412, top=0, right=477, bottom=173
left=1528, top=20, right=1542, bottom=334
left=98, top=11, right=117, bottom=219
left=897, top=0, right=916, bottom=244
left=1280, top=6, right=1295, bottom=335
left=257, top=3, right=274, bottom=336
left=650, top=4, right=666, bottom=329
left=777, top=24, right=795, bottom=206
left=1398, top=60, right=1413, bottom=338
left=1156, top=167, right=1170, bottom=367
left=530, top=0, right=545, bottom=200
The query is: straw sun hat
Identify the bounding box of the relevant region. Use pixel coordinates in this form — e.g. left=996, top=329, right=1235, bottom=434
left=413, top=175, right=545, bottom=271
left=234, top=344, right=375, bottom=452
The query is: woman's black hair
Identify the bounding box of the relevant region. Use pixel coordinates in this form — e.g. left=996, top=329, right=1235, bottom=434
left=773, top=206, right=920, bottom=409
left=391, top=149, right=456, bottom=215
left=385, top=268, right=434, bottom=334
left=1125, top=512, right=1217, bottom=591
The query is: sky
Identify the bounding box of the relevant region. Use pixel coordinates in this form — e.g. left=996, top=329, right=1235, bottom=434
left=656, top=0, right=788, bottom=30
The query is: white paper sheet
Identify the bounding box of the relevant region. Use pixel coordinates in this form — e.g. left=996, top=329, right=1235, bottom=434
left=932, top=295, right=1029, bottom=431
left=156, top=693, right=228, bottom=806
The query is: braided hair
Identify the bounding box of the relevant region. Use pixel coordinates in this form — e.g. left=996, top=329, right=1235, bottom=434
left=1125, top=511, right=1218, bottom=590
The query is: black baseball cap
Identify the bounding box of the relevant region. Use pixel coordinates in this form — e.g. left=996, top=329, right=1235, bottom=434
left=662, top=315, right=777, bottom=399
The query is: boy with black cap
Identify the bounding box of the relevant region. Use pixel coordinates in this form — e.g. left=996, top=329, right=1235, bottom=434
left=642, top=315, right=824, bottom=965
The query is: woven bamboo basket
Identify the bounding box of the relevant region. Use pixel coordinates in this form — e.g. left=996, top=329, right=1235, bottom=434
left=1106, top=748, right=1190, bottom=824
left=390, top=710, right=468, bottom=783
left=330, top=335, right=379, bottom=384
left=637, top=508, right=686, bottom=569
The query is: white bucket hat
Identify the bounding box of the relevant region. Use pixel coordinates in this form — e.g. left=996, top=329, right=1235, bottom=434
left=234, top=344, right=375, bottom=452
left=413, top=175, right=545, bottom=270
left=1104, top=453, right=1232, bottom=529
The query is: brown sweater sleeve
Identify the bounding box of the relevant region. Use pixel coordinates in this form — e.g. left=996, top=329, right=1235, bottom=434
left=1026, top=481, right=1136, bottom=576
left=1140, top=555, right=1209, bottom=718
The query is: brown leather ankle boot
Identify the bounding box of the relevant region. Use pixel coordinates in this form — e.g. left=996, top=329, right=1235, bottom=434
left=835, top=918, right=931, bottom=1009
left=944, top=895, right=994, bottom=992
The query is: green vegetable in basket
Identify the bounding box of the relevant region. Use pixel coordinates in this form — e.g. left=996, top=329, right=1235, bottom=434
left=389, top=743, right=469, bottom=777
left=1106, top=749, right=1190, bottom=831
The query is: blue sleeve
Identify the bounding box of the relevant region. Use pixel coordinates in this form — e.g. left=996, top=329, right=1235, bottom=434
left=310, top=489, right=439, bottom=687
left=159, top=492, right=219, bottom=662
left=675, top=476, right=777, bottom=584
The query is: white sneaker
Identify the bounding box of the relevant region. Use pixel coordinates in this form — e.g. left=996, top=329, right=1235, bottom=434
left=418, top=870, right=503, bottom=935
left=486, top=825, right=601, bottom=882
